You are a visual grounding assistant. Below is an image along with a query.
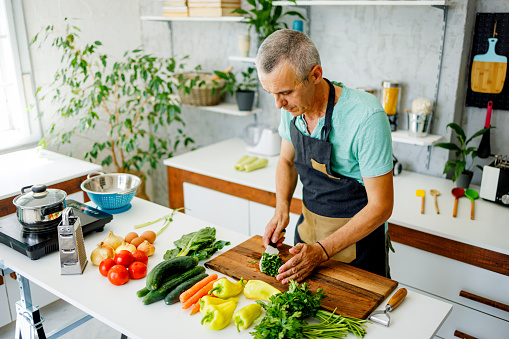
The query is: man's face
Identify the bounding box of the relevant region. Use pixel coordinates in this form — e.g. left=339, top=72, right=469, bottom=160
left=258, top=61, right=315, bottom=117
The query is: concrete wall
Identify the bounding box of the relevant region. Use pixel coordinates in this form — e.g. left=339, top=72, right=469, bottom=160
left=22, top=0, right=509, bottom=206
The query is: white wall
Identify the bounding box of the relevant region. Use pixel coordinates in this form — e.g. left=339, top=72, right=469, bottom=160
left=22, top=0, right=509, bottom=206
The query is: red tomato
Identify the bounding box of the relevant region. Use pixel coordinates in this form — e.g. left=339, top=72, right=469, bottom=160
left=108, top=265, right=129, bottom=286
left=99, top=258, right=115, bottom=277
left=114, top=250, right=134, bottom=267
left=128, top=262, right=147, bottom=280
left=132, top=250, right=148, bottom=265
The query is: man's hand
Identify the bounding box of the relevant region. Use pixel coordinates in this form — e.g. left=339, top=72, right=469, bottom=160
left=276, top=243, right=328, bottom=284
left=263, top=211, right=289, bottom=248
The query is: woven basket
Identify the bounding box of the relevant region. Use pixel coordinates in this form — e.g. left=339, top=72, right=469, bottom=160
left=175, top=72, right=226, bottom=106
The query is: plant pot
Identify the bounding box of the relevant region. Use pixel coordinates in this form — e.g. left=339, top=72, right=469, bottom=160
left=456, top=171, right=473, bottom=189
left=236, top=90, right=255, bottom=111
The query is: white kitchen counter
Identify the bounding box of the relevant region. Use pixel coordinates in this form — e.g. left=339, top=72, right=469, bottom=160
left=0, top=147, right=102, bottom=201
left=164, top=138, right=509, bottom=256
left=0, top=198, right=451, bottom=338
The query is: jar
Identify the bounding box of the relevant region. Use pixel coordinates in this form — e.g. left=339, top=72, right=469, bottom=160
left=381, top=81, right=400, bottom=131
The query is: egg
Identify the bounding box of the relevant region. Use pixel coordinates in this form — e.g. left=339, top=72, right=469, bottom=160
left=124, top=232, right=139, bottom=244
left=130, top=236, right=145, bottom=248
left=141, top=230, right=157, bottom=244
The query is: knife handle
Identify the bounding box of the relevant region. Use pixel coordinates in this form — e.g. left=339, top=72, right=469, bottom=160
left=387, top=288, right=407, bottom=311
left=269, top=229, right=286, bottom=247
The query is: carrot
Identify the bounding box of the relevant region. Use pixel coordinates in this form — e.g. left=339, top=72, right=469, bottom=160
left=180, top=273, right=218, bottom=303
left=189, top=302, right=201, bottom=315
left=182, top=278, right=219, bottom=309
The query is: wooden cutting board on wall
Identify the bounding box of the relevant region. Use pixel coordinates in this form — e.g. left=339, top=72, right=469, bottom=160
left=204, top=235, right=398, bottom=319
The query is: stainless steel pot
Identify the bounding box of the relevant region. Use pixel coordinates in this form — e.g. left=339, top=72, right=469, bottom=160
left=12, top=184, right=67, bottom=229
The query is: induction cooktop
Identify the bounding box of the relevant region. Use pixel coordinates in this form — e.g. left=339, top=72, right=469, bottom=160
left=0, top=200, right=113, bottom=260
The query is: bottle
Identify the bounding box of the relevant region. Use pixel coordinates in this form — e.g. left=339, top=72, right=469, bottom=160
left=293, top=20, right=304, bottom=33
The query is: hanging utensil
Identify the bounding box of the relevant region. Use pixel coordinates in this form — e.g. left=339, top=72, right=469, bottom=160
left=368, top=288, right=407, bottom=327
left=415, top=190, right=425, bottom=214
left=430, top=189, right=441, bottom=214
left=465, top=189, right=479, bottom=220
left=471, top=21, right=507, bottom=94
left=451, top=188, right=465, bottom=218
left=478, top=101, right=493, bottom=159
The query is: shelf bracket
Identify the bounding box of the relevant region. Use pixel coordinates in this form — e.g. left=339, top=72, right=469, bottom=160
left=167, top=21, right=174, bottom=59
left=426, top=146, right=432, bottom=170
left=14, top=273, right=47, bottom=339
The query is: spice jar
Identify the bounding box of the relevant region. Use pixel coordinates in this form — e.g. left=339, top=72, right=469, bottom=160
left=381, top=81, right=400, bottom=131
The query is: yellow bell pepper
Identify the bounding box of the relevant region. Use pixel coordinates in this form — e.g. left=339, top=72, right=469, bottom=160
left=198, top=295, right=239, bottom=314
left=233, top=303, right=263, bottom=332
left=200, top=300, right=237, bottom=331
left=209, top=277, right=245, bottom=298
left=243, top=280, right=281, bottom=301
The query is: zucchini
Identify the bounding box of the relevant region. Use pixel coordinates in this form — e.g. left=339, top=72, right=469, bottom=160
left=136, top=287, right=150, bottom=298
left=146, top=256, right=198, bottom=290
left=164, top=272, right=209, bottom=305
left=142, top=266, right=206, bottom=305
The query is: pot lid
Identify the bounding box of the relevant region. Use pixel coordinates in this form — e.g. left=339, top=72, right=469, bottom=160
left=13, top=184, right=67, bottom=209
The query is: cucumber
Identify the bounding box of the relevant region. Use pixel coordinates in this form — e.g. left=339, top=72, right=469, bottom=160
left=164, top=272, right=209, bottom=305
left=136, top=287, right=150, bottom=298
left=142, top=266, right=206, bottom=305
left=146, top=256, right=199, bottom=290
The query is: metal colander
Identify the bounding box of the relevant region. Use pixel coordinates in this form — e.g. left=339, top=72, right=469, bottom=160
left=80, top=172, right=141, bottom=210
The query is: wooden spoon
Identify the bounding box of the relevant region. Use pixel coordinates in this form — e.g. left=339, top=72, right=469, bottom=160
left=465, top=189, right=479, bottom=220
left=451, top=188, right=465, bottom=218
left=430, top=189, right=440, bottom=214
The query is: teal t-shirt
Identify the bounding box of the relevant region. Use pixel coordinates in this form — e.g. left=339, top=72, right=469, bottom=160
left=278, top=83, right=393, bottom=184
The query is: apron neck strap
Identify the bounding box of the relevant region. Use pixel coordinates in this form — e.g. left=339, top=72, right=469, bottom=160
left=321, top=78, right=335, bottom=142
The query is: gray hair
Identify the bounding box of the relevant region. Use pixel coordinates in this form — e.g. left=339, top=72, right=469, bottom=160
left=255, top=29, right=321, bottom=83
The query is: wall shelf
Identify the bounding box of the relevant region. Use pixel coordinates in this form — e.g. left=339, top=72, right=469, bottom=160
left=228, top=56, right=256, bottom=63
left=140, top=16, right=245, bottom=22
left=273, top=0, right=448, bottom=6
left=391, top=130, right=442, bottom=146
left=184, top=103, right=261, bottom=116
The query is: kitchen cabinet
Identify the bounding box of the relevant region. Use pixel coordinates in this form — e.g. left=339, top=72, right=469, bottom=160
left=391, top=242, right=509, bottom=338
left=183, top=183, right=298, bottom=245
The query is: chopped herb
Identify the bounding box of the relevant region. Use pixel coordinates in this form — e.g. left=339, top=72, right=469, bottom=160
left=249, top=259, right=259, bottom=264
left=260, top=252, right=282, bottom=277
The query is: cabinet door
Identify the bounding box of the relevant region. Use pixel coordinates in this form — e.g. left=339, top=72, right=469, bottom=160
left=5, top=273, right=59, bottom=320
left=0, top=280, right=12, bottom=328
left=390, top=242, right=509, bottom=322
left=183, top=183, right=250, bottom=235
left=248, top=201, right=299, bottom=246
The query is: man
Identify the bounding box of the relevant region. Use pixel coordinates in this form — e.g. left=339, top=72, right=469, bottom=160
left=256, top=29, right=394, bottom=284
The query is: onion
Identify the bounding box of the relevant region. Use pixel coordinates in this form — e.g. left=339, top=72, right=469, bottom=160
left=116, top=241, right=137, bottom=254
left=137, top=240, right=156, bottom=257
left=103, top=231, right=123, bottom=250
left=90, top=242, right=115, bottom=266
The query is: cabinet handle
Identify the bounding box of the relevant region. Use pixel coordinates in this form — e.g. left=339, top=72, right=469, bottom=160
left=454, top=330, right=478, bottom=339
left=459, top=290, right=509, bottom=313
left=10, top=272, right=17, bottom=280
left=0, top=275, right=3, bottom=286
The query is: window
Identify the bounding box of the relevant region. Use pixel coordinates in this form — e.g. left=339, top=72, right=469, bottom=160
left=0, top=0, right=40, bottom=151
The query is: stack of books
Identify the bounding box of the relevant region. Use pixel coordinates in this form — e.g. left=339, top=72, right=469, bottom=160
left=163, top=0, right=189, bottom=17
left=188, top=0, right=241, bottom=17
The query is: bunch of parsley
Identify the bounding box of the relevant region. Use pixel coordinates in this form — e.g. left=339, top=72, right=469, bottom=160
left=251, top=280, right=368, bottom=339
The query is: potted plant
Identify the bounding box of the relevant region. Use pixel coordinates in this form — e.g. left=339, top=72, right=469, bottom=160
left=32, top=22, right=195, bottom=200
left=214, top=67, right=258, bottom=111
left=233, top=0, right=306, bottom=45
left=434, top=123, right=493, bottom=188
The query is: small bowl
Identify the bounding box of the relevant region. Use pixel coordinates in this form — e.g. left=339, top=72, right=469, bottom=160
left=81, top=172, right=141, bottom=211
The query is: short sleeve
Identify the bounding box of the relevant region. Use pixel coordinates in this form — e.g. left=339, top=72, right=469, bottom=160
left=355, top=110, right=393, bottom=178
left=278, top=109, right=292, bottom=143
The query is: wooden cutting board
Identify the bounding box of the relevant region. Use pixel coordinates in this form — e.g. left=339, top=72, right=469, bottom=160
left=205, top=235, right=398, bottom=319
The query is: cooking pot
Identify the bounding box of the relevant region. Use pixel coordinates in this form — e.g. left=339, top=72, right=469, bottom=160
left=12, top=184, right=67, bottom=228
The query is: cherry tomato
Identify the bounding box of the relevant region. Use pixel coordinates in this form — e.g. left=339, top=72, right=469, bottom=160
left=132, top=250, right=148, bottom=265
left=99, top=258, right=115, bottom=277
left=128, top=261, right=147, bottom=280
left=114, top=250, right=134, bottom=267
left=108, top=265, right=129, bottom=286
